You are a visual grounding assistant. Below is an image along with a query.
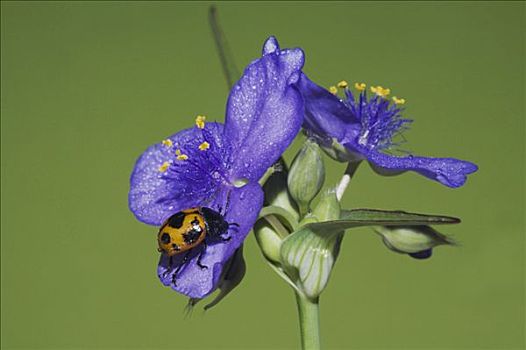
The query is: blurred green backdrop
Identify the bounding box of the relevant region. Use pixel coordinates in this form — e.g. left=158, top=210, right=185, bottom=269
left=1, top=1, right=524, bottom=349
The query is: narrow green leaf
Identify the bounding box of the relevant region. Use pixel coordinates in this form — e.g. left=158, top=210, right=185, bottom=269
left=307, top=209, right=460, bottom=233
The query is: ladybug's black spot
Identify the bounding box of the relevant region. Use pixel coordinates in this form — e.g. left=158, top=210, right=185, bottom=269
left=167, top=212, right=186, bottom=229
left=172, top=243, right=181, bottom=251
left=183, top=228, right=203, bottom=245
left=161, top=233, right=171, bottom=244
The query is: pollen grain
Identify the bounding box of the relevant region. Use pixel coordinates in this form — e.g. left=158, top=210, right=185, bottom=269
left=198, top=141, right=210, bottom=151
left=162, top=139, right=173, bottom=148
left=354, top=82, right=366, bottom=91
left=158, top=161, right=170, bottom=172
left=176, top=149, right=189, bottom=161
left=392, top=96, right=406, bottom=105
left=337, top=80, right=348, bottom=88
left=371, top=86, right=391, bottom=98
left=195, top=115, right=206, bottom=129
left=329, top=86, right=338, bottom=94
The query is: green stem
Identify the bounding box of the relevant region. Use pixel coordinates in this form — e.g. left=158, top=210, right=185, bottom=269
left=208, top=5, right=240, bottom=89
left=295, top=292, right=321, bottom=350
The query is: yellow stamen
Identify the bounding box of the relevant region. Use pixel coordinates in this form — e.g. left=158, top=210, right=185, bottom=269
left=175, top=149, right=188, bottom=161
left=392, top=96, right=406, bottom=105
left=329, top=86, right=338, bottom=94
left=354, top=82, right=366, bottom=91
left=370, top=85, right=391, bottom=98
left=162, top=139, right=173, bottom=148
left=337, top=80, right=348, bottom=88
left=195, top=115, right=206, bottom=129
left=198, top=141, right=210, bottom=151
left=158, top=161, right=170, bottom=173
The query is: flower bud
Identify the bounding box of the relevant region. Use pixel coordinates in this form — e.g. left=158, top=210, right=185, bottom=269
left=374, top=225, right=454, bottom=259
left=280, top=226, right=343, bottom=299
left=311, top=189, right=341, bottom=222
left=263, top=159, right=299, bottom=221
left=287, top=138, right=325, bottom=215
left=254, top=219, right=283, bottom=264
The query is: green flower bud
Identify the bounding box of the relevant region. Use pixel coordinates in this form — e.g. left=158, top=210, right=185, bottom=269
left=287, top=138, right=325, bottom=216
left=254, top=219, right=283, bottom=264
left=280, top=226, right=343, bottom=300
left=374, top=225, right=454, bottom=259
left=262, top=159, right=299, bottom=222
left=311, top=189, right=341, bottom=222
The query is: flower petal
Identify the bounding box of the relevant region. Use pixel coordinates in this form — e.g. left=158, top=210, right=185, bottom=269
left=224, top=38, right=305, bottom=183
left=298, top=74, right=357, bottom=144
left=129, top=123, right=226, bottom=225
left=359, top=147, right=478, bottom=188
left=157, top=182, right=264, bottom=298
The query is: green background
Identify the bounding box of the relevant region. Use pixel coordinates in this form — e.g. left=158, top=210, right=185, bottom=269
left=1, top=1, right=524, bottom=349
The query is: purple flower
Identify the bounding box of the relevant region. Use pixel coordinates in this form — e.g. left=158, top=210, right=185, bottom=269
left=299, top=76, right=478, bottom=188
left=129, top=37, right=304, bottom=298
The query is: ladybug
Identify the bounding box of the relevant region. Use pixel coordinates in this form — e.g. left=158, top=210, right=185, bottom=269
left=158, top=207, right=238, bottom=285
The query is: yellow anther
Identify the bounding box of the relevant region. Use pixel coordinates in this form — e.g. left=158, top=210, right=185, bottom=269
left=175, top=149, right=188, bottom=161
left=354, top=82, right=366, bottom=91
left=158, top=161, right=170, bottom=173
left=392, top=96, right=406, bottom=105
left=195, top=115, right=206, bottom=129
left=337, top=80, right=348, bottom=88
left=198, top=141, right=210, bottom=151
left=162, top=139, right=173, bottom=148
left=329, top=86, right=338, bottom=94
left=370, top=86, right=391, bottom=98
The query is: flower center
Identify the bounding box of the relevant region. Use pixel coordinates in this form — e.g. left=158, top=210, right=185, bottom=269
left=331, top=80, right=412, bottom=151
left=157, top=115, right=231, bottom=205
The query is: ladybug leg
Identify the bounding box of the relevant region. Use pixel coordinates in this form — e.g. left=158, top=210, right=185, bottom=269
left=196, top=242, right=209, bottom=270
left=220, top=222, right=238, bottom=241
left=171, top=251, right=191, bottom=286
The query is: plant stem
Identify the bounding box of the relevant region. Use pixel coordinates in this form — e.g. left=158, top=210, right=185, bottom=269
left=208, top=5, right=240, bottom=89
left=295, top=292, right=321, bottom=350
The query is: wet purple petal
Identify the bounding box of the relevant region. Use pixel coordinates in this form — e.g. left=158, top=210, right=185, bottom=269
left=298, top=74, right=357, bottom=144
left=359, top=147, right=479, bottom=188
left=157, top=182, right=264, bottom=298
left=224, top=38, right=305, bottom=183
left=129, top=123, right=227, bottom=225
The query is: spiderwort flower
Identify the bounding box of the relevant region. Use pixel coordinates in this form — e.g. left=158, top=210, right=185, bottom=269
left=129, top=37, right=304, bottom=298
left=299, top=76, right=478, bottom=187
